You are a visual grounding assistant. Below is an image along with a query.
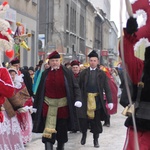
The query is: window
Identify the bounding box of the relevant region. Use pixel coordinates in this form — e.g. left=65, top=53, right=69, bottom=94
left=66, top=4, right=69, bottom=30
left=80, top=15, right=84, bottom=38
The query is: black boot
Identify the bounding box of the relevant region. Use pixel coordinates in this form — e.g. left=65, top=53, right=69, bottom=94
left=103, top=116, right=110, bottom=127
left=93, top=134, right=100, bottom=148
left=56, top=142, right=65, bottom=150
left=81, top=132, right=87, bottom=145
left=45, top=142, right=53, bottom=150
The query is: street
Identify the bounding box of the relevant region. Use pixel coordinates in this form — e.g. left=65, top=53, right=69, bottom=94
left=25, top=103, right=127, bottom=150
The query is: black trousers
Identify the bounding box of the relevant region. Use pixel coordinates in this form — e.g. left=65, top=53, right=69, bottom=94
left=79, top=109, right=103, bottom=134
left=42, top=119, right=68, bottom=144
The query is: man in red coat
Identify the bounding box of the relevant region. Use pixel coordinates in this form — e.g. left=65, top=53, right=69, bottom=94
left=33, top=51, right=82, bottom=150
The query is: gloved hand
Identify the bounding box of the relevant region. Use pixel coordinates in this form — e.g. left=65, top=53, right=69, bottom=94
left=126, top=17, right=138, bottom=35
left=108, top=103, right=113, bottom=110
left=74, top=101, right=82, bottom=108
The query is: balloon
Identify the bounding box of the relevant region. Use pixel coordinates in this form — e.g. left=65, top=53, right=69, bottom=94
left=5, top=49, right=14, bottom=58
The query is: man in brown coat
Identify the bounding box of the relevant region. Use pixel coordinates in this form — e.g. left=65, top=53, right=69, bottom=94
left=78, top=50, right=113, bottom=148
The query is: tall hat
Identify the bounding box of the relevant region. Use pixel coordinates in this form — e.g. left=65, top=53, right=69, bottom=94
left=70, top=60, right=80, bottom=66
left=88, top=50, right=98, bottom=58
left=36, top=60, right=43, bottom=67
left=48, top=50, right=60, bottom=59
left=9, top=57, right=20, bottom=65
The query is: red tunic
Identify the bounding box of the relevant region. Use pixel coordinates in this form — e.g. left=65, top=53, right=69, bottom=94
left=43, top=66, right=69, bottom=118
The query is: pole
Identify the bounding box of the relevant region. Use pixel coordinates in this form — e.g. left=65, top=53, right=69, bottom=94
left=36, top=0, right=40, bottom=64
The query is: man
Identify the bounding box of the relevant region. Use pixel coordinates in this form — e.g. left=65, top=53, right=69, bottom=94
left=70, top=60, right=80, bottom=82
left=70, top=60, right=81, bottom=133
left=78, top=50, right=113, bottom=148
left=33, top=51, right=82, bottom=150
left=9, top=57, right=33, bottom=97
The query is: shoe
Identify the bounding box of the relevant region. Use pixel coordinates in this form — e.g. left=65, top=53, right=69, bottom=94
left=70, top=130, right=77, bottom=133
left=103, top=122, right=110, bottom=127
left=81, top=132, right=87, bottom=145
left=94, top=139, right=100, bottom=148
left=93, top=134, right=100, bottom=148
left=56, top=142, right=64, bottom=150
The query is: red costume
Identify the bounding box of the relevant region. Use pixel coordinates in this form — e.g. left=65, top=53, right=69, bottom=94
left=121, top=0, right=150, bottom=149
left=0, top=67, right=14, bottom=122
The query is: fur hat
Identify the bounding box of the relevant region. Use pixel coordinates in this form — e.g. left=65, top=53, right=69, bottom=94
left=28, top=66, right=34, bottom=72
left=48, top=51, right=60, bottom=59
left=71, top=60, right=80, bottom=66
left=9, top=57, right=20, bottom=65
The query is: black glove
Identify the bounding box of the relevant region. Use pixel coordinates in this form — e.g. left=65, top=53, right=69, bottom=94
left=126, top=17, right=138, bottom=35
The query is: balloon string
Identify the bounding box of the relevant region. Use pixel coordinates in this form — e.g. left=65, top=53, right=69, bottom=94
left=119, top=1, right=139, bottom=150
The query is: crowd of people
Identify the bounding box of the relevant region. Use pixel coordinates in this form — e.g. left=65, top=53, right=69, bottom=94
left=0, top=50, right=121, bottom=150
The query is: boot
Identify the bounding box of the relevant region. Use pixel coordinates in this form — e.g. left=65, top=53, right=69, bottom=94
left=56, top=142, right=65, bottom=150
left=81, top=132, right=87, bottom=145
left=103, top=116, right=110, bottom=127
left=93, top=134, right=100, bottom=148
left=45, top=142, right=53, bottom=150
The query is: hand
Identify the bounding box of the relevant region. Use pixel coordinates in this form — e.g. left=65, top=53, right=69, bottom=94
left=108, top=103, right=113, bottom=110
left=74, top=101, right=82, bottom=108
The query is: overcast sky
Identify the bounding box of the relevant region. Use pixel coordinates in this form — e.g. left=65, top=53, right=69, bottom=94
left=110, top=0, right=127, bottom=37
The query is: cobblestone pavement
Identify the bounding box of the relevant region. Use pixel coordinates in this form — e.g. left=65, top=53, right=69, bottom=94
left=26, top=103, right=127, bottom=150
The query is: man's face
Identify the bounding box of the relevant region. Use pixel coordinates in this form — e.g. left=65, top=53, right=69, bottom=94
left=49, top=58, right=60, bottom=69
left=12, top=63, right=20, bottom=70
left=44, top=63, right=50, bottom=69
left=89, top=57, right=98, bottom=68
left=28, top=70, right=34, bottom=75
left=72, top=65, right=80, bottom=74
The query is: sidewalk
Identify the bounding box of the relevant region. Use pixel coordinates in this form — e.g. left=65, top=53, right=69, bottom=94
left=26, top=103, right=127, bottom=150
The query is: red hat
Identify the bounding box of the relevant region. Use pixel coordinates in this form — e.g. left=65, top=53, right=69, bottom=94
left=48, top=51, right=60, bottom=59
left=71, top=60, right=80, bottom=66
left=9, top=57, right=20, bottom=65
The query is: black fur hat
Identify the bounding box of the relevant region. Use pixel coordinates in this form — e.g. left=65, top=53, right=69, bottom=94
left=88, top=50, right=98, bottom=58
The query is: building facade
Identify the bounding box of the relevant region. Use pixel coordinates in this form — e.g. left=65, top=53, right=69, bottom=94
left=85, top=1, right=95, bottom=62
left=39, top=0, right=87, bottom=63
left=39, top=0, right=118, bottom=66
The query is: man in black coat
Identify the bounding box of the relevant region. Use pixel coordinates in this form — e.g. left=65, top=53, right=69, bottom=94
left=33, top=51, right=82, bottom=150
left=78, top=50, right=113, bottom=148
